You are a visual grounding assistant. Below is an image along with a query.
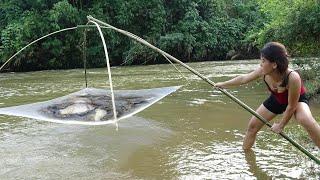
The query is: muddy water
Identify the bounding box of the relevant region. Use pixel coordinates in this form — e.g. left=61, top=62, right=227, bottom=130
left=0, top=60, right=319, bottom=179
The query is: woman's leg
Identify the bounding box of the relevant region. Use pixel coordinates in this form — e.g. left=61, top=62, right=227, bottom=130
left=294, top=102, right=320, bottom=148
left=243, top=104, right=277, bottom=150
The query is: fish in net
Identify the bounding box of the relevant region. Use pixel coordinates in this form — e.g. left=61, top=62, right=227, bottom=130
left=0, top=86, right=180, bottom=125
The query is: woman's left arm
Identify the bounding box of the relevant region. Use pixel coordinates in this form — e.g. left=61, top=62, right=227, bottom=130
left=271, top=72, right=301, bottom=133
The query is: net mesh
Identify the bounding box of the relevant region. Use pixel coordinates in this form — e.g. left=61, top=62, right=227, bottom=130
left=0, top=86, right=180, bottom=125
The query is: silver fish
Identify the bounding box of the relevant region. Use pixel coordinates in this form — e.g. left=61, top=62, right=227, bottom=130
left=59, top=103, right=94, bottom=115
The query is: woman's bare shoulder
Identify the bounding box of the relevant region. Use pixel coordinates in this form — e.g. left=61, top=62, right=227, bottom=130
left=287, top=70, right=302, bottom=90
left=288, top=70, right=301, bottom=82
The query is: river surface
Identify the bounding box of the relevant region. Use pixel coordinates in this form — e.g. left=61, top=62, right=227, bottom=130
left=0, top=60, right=319, bottom=179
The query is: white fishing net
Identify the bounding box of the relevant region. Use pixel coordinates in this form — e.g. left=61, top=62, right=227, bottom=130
left=0, top=86, right=180, bottom=125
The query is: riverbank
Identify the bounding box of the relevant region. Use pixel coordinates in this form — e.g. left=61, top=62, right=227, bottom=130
left=294, top=57, right=320, bottom=103
left=305, top=80, right=320, bottom=103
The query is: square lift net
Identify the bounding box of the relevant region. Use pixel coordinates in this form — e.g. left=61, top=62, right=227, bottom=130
left=0, top=86, right=180, bottom=125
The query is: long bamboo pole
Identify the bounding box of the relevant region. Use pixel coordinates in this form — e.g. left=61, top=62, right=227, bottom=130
left=87, top=15, right=320, bottom=165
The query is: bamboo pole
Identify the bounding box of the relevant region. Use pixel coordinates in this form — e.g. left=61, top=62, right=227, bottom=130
left=88, top=20, right=118, bottom=129
left=0, top=27, right=77, bottom=71
left=87, top=15, right=320, bottom=165
left=0, top=25, right=110, bottom=72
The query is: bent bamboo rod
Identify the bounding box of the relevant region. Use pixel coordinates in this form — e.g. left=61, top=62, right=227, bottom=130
left=87, top=15, right=320, bottom=165
left=88, top=20, right=118, bottom=128
left=0, top=27, right=76, bottom=71
left=0, top=25, right=110, bottom=72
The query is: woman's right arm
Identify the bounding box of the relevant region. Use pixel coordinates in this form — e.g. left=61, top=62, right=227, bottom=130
left=215, top=67, right=263, bottom=88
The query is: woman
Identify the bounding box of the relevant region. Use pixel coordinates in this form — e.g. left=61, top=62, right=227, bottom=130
left=215, top=42, right=320, bottom=150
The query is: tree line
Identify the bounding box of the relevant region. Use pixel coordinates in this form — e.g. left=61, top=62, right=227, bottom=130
left=0, top=0, right=319, bottom=71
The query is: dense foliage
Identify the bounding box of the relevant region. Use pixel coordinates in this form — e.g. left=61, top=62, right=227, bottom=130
left=0, top=0, right=319, bottom=71
left=247, top=0, right=320, bottom=56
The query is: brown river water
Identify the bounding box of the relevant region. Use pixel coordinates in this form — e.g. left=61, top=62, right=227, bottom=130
left=0, top=60, right=319, bottom=179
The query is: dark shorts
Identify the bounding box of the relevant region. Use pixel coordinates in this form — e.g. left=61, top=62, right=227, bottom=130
left=263, top=93, right=309, bottom=114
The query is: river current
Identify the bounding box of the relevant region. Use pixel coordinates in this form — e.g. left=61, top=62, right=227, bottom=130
left=0, top=60, right=319, bottom=179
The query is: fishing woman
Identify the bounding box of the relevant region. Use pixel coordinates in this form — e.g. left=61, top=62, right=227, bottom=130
left=215, top=42, right=320, bottom=150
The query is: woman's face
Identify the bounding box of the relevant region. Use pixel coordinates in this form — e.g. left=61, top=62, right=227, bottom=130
left=260, top=56, right=276, bottom=75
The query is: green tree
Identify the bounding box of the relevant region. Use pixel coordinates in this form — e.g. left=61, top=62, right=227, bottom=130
left=2, top=0, right=317, bottom=71
left=246, top=0, right=320, bottom=56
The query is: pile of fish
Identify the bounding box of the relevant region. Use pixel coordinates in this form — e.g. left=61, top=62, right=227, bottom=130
left=41, top=94, right=150, bottom=121
left=0, top=86, right=180, bottom=125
